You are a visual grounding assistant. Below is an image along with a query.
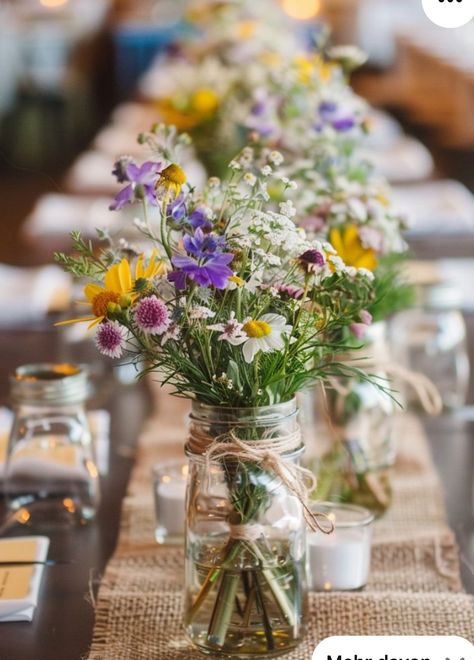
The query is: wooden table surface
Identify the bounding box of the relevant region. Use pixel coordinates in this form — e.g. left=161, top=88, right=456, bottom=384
left=0, top=238, right=473, bottom=659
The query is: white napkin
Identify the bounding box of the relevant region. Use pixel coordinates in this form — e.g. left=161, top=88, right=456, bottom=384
left=392, top=180, right=474, bottom=236
left=65, top=151, right=121, bottom=194
left=94, top=124, right=149, bottom=158
left=23, top=194, right=116, bottom=238
left=362, top=136, right=434, bottom=183
left=111, top=102, right=159, bottom=131
left=0, top=536, right=50, bottom=622
left=365, top=109, right=402, bottom=150
left=0, top=408, right=111, bottom=479
left=0, top=264, right=71, bottom=327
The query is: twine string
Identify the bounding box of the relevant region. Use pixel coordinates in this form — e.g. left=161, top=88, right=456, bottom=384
left=340, top=350, right=443, bottom=416
left=187, top=428, right=333, bottom=534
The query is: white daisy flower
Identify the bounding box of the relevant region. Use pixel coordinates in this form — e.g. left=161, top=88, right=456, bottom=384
left=241, top=314, right=292, bottom=364
left=208, top=312, right=247, bottom=345
left=269, top=151, right=284, bottom=166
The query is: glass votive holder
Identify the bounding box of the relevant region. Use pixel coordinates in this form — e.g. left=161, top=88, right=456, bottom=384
left=152, top=460, right=188, bottom=545
left=308, top=501, right=374, bottom=591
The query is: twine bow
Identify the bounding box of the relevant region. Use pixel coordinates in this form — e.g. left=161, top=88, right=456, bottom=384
left=339, top=339, right=443, bottom=416
left=187, top=428, right=333, bottom=534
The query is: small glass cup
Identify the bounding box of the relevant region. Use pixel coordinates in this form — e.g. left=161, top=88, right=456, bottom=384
left=307, top=501, right=374, bottom=592
left=152, top=460, right=188, bottom=544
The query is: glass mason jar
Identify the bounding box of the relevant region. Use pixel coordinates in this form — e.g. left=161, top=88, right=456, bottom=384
left=184, top=399, right=308, bottom=658
left=390, top=283, right=469, bottom=410
left=305, top=322, right=395, bottom=517
left=5, top=363, right=100, bottom=528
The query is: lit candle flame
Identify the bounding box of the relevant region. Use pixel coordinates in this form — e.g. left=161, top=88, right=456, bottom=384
left=282, top=0, right=320, bottom=21
left=40, top=0, right=69, bottom=8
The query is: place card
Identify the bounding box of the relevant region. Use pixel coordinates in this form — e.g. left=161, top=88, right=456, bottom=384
left=0, top=537, right=50, bottom=622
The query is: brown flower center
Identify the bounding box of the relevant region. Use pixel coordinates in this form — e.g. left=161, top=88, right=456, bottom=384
left=92, top=291, right=121, bottom=318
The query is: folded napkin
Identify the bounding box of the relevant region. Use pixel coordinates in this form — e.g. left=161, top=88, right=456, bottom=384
left=0, top=536, right=50, bottom=622
left=94, top=125, right=148, bottom=158
left=0, top=264, right=71, bottom=327
left=111, top=102, right=159, bottom=131
left=0, top=408, right=111, bottom=480
left=392, top=180, right=474, bottom=235
left=365, top=109, right=402, bottom=150
left=362, top=136, right=434, bottom=183
left=23, top=194, right=116, bottom=238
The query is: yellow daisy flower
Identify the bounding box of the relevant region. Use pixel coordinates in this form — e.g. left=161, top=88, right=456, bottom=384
left=56, top=253, right=165, bottom=329
left=329, top=224, right=378, bottom=271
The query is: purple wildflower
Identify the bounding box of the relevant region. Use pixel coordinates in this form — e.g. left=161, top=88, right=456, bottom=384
left=276, top=284, right=305, bottom=299
left=94, top=321, right=127, bottom=359
left=332, top=116, right=356, bottom=132
left=318, top=101, right=338, bottom=120
left=170, top=228, right=234, bottom=289
left=182, top=227, right=226, bottom=257
left=170, top=253, right=234, bottom=289
left=134, top=296, right=169, bottom=335
left=167, top=193, right=187, bottom=221
left=189, top=207, right=213, bottom=231
left=110, top=161, right=162, bottom=211
left=298, top=249, right=325, bottom=273
left=318, top=101, right=356, bottom=133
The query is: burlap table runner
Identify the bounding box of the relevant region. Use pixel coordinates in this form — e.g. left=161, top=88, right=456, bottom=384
left=88, top=391, right=474, bottom=659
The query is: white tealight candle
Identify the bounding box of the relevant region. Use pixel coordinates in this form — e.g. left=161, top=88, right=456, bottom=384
left=308, top=502, right=373, bottom=591
left=152, top=461, right=188, bottom=544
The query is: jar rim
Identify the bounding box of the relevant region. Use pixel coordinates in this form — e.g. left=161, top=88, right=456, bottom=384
left=190, top=397, right=298, bottom=425
left=309, top=501, right=374, bottom=528
left=10, top=363, right=88, bottom=406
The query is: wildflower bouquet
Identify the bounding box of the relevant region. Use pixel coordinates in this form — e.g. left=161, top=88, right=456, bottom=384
left=56, top=129, right=376, bottom=654
left=56, top=130, right=375, bottom=405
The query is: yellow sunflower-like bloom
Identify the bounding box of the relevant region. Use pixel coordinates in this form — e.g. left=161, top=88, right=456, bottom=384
left=56, top=253, right=165, bottom=329
left=155, top=88, right=219, bottom=130
left=294, top=54, right=334, bottom=85
left=329, top=224, right=378, bottom=271
left=135, top=249, right=167, bottom=280
left=157, top=164, right=187, bottom=199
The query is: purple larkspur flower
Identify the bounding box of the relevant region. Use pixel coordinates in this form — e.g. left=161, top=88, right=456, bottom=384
left=318, top=100, right=338, bottom=120
left=331, top=116, right=356, bottom=132
left=298, top=249, right=325, bottom=273
left=170, top=227, right=234, bottom=289
left=170, top=252, right=234, bottom=290
left=318, top=101, right=356, bottom=133
left=94, top=321, right=127, bottom=359
left=110, top=161, right=162, bottom=211
left=251, top=100, right=267, bottom=117
left=134, top=295, right=169, bottom=335
left=182, top=227, right=226, bottom=258
left=167, top=193, right=187, bottom=221
left=189, top=207, right=213, bottom=231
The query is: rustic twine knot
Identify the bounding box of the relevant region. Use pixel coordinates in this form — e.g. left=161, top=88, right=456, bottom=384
left=187, top=427, right=333, bottom=535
